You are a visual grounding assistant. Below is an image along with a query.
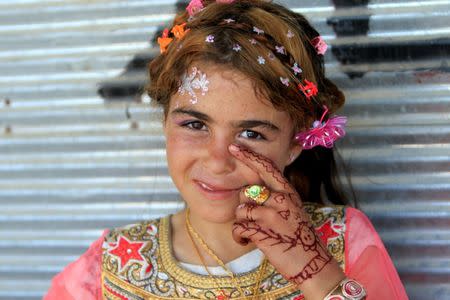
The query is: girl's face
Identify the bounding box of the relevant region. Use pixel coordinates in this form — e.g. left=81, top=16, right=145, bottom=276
left=164, top=64, right=302, bottom=224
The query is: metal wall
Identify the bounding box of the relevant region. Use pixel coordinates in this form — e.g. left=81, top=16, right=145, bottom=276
left=0, top=0, right=449, bottom=299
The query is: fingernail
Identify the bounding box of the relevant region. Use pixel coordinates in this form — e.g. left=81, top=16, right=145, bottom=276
left=229, top=144, right=240, bottom=152
left=236, top=203, right=246, bottom=210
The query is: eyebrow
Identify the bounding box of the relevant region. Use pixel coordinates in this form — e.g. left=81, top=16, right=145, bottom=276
left=171, top=108, right=280, bottom=131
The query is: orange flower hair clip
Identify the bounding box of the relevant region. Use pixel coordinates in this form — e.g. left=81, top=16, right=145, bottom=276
left=157, top=23, right=189, bottom=53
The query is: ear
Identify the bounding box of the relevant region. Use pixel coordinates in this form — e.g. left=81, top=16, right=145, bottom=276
left=286, top=142, right=302, bottom=166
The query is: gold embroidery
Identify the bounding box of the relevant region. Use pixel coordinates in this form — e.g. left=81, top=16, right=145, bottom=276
left=101, top=203, right=346, bottom=299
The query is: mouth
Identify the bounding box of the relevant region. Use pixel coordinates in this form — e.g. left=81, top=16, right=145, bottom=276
left=194, top=180, right=242, bottom=200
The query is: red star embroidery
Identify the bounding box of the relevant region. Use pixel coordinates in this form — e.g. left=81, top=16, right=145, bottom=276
left=108, top=236, right=145, bottom=271
left=315, top=219, right=341, bottom=245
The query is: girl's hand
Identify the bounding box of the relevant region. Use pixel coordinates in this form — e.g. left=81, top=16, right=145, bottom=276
left=229, top=143, right=344, bottom=291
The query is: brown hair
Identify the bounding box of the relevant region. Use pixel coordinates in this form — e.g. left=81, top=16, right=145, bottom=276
left=147, top=0, right=353, bottom=206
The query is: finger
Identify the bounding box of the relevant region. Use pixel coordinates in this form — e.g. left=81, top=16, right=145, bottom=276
left=229, top=144, right=295, bottom=193
left=232, top=220, right=265, bottom=246
left=239, top=188, right=290, bottom=209
left=235, top=202, right=275, bottom=223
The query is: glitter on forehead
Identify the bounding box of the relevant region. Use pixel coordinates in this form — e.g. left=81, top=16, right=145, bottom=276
left=178, top=67, right=210, bottom=104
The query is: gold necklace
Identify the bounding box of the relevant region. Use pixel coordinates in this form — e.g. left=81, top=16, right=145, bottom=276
left=185, top=208, right=268, bottom=299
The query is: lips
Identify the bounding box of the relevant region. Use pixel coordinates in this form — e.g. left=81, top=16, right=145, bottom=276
left=194, top=180, right=242, bottom=200
left=196, top=180, right=239, bottom=191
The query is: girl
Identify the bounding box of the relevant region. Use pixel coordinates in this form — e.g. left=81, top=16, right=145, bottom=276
left=45, top=1, right=408, bottom=299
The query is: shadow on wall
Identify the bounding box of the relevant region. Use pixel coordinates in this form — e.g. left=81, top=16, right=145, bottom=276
left=97, top=1, right=188, bottom=102
left=97, top=0, right=450, bottom=100
left=329, top=0, right=449, bottom=78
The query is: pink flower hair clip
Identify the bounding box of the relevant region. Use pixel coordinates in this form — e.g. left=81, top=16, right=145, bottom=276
left=186, top=0, right=236, bottom=17
left=186, top=0, right=204, bottom=17
left=295, top=106, right=347, bottom=149
left=311, top=36, right=328, bottom=55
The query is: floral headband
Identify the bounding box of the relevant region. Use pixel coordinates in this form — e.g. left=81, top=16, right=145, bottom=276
left=156, top=0, right=345, bottom=150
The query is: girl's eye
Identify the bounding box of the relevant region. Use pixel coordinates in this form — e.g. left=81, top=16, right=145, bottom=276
left=239, top=130, right=265, bottom=140
left=182, top=121, right=206, bottom=131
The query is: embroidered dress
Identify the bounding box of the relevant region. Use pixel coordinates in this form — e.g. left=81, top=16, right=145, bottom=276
left=44, top=203, right=408, bottom=299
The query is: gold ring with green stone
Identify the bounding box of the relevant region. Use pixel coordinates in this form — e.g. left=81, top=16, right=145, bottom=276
left=244, top=185, right=271, bottom=205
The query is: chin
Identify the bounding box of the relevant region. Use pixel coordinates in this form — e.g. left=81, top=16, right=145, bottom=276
left=206, top=212, right=237, bottom=224
left=193, top=202, right=238, bottom=224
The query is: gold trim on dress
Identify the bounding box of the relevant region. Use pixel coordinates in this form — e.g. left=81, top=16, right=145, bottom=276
left=101, top=203, right=346, bottom=299
left=102, top=266, right=300, bottom=300
left=159, top=215, right=285, bottom=289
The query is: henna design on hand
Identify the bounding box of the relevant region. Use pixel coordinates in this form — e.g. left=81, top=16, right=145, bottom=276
left=288, top=247, right=331, bottom=285
left=233, top=218, right=331, bottom=285
left=234, top=219, right=330, bottom=253
left=274, top=194, right=285, bottom=204
left=235, top=145, right=292, bottom=191
left=278, top=209, right=290, bottom=220
left=231, top=145, right=331, bottom=285
left=245, top=202, right=258, bottom=221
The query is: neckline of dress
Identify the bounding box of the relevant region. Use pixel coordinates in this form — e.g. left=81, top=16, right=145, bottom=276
left=157, top=215, right=274, bottom=286
left=178, top=247, right=263, bottom=275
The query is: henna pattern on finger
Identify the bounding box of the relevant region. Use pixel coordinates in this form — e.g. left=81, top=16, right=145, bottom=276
left=245, top=202, right=258, bottom=221
left=273, top=191, right=303, bottom=211
left=235, top=219, right=327, bottom=253
left=233, top=221, right=262, bottom=240
left=274, top=194, right=285, bottom=204
left=278, top=209, right=290, bottom=220
left=274, top=194, right=303, bottom=221
left=233, top=145, right=293, bottom=191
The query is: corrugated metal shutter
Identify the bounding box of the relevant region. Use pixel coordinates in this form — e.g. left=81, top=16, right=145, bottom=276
left=0, top=0, right=448, bottom=299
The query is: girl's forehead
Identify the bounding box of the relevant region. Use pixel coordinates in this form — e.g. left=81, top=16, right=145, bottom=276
left=173, top=65, right=271, bottom=111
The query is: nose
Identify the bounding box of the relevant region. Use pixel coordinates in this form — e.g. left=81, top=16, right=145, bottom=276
left=202, top=135, right=235, bottom=175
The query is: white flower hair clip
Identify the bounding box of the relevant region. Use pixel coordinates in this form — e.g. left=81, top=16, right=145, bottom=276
left=178, top=67, right=210, bottom=104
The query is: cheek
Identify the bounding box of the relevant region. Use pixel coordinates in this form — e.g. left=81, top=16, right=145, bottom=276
left=267, top=139, right=294, bottom=170
left=244, top=143, right=289, bottom=169
left=165, top=128, right=206, bottom=163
